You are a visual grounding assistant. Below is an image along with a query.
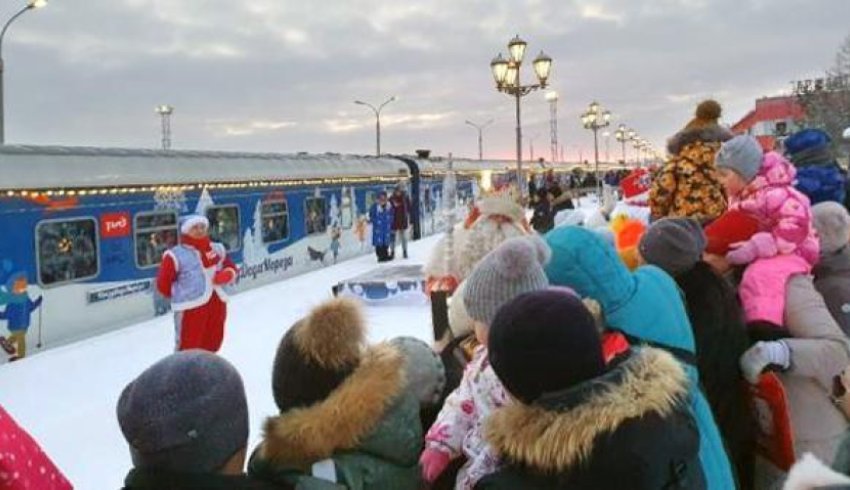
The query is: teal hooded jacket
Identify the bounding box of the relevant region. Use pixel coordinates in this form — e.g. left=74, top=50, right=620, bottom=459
left=544, top=226, right=735, bottom=490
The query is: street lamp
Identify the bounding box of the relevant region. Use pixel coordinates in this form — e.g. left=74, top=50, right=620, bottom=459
left=465, top=118, right=493, bottom=160
left=1, top=0, right=47, bottom=145
left=602, top=130, right=611, bottom=163
left=580, top=101, right=611, bottom=196
left=615, top=124, right=629, bottom=165
left=354, top=95, right=396, bottom=157
left=155, top=105, right=173, bottom=150
left=490, top=34, right=552, bottom=199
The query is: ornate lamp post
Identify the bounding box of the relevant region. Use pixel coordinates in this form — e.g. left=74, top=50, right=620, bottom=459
left=490, top=35, right=552, bottom=200
left=614, top=124, right=629, bottom=165
left=1, top=0, right=47, bottom=144
left=580, top=101, right=611, bottom=196
left=354, top=96, right=396, bottom=156
left=465, top=118, right=493, bottom=160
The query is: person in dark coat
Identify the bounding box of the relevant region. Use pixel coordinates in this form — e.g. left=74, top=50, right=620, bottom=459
left=390, top=185, right=412, bottom=259
left=117, top=350, right=283, bottom=490
left=638, top=217, right=755, bottom=490
left=785, top=129, right=847, bottom=206
left=369, top=191, right=394, bottom=262
left=812, top=201, right=850, bottom=337
left=530, top=190, right=556, bottom=234
left=476, top=289, right=705, bottom=490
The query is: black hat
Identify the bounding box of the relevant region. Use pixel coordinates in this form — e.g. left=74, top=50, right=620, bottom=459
left=488, top=289, right=605, bottom=404
left=272, top=298, right=366, bottom=412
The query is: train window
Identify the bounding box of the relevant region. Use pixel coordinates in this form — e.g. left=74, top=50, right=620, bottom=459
left=36, top=218, right=99, bottom=287
left=134, top=211, right=178, bottom=269
left=304, top=197, right=327, bottom=235
left=206, top=205, right=241, bottom=252
left=260, top=199, right=289, bottom=244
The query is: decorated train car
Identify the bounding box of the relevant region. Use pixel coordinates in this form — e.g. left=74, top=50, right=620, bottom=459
left=0, top=146, right=480, bottom=362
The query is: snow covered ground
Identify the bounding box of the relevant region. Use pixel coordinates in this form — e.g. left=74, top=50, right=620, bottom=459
left=0, top=235, right=442, bottom=490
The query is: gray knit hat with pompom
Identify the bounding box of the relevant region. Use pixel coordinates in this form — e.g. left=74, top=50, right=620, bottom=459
left=463, top=235, right=551, bottom=326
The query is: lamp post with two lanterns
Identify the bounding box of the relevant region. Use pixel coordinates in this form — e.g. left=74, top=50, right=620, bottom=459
left=490, top=35, right=552, bottom=200
left=580, top=101, right=611, bottom=196
left=1, top=0, right=48, bottom=144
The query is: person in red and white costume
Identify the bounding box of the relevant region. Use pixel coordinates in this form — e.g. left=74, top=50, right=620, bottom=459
left=156, top=215, right=237, bottom=352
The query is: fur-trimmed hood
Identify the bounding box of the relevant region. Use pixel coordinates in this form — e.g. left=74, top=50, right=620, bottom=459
left=259, top=343, right=413, bottom=470
left=667, top=125, right=733, bottom=155
left=485, top=347, right=689, bottom=473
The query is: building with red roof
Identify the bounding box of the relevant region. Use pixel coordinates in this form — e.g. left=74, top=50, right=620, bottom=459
left=731, top=95, right=806, bottom=150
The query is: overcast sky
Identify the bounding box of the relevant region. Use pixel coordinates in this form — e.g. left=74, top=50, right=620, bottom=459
left=1, top=0, right=847, bottom=160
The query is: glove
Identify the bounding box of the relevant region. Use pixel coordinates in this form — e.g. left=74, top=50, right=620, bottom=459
left=213, top=269, right=235, bottom=286
left=419, top=447, right=452, bottom=483
left=740, top=340, right=791, bottom=384
left=726, top=232, right=778, bottom=265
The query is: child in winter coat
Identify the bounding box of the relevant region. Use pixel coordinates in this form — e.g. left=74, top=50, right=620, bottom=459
left=714, top=135, right=820, bottom=336
left=812, top=201, right=850, bottom=336
left=477, top=290, right=705, bottom=489
left=421, top=236, right=551, bottom=490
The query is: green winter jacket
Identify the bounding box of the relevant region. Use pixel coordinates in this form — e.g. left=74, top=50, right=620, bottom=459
left=248, top=344, right=423, bottom=490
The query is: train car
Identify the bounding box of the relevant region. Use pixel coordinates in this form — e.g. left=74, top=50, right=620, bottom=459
left=0, top=146, right=478, bottom=362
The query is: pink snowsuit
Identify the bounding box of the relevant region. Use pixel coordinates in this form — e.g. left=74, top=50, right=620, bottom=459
left=425, top=345, right=508, bottom=489
left=727, top=152, right=820, bottom=325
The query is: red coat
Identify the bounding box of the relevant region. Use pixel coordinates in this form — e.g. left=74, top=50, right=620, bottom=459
left=0, top=405, right=72, bottom=490
left=389, top=192, right=411, bottom=231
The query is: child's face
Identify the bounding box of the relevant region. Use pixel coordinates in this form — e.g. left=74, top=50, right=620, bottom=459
left=717, top=167, right=747, bottom=196
left=12, top=278, right=27, bottom=294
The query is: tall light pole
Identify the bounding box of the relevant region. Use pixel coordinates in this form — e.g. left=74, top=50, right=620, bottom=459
left=490, top=35, right=553, bottom=200
left=155, top=105, right=173, bottom=150
left=603, top=130, right=611, bottom=163
left=545, top=90, right=559, bottom=163
left=528, top=134, right=538, bottom=163
left=580, top=101, right=612, bottom=197
left=615, top=124, right=628, bottom=165
left=354, top=96, right=396, bottom=157
left=465, top=118, right=493, bottom=160
left=1, top=0, right=47, bottom=145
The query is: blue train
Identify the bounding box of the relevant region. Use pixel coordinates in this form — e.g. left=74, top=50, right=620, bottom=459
left=0, top=145, right=531, bottom=360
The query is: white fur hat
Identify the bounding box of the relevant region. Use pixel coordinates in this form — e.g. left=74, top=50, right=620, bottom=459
left=180, top=215, right=210, bottom=234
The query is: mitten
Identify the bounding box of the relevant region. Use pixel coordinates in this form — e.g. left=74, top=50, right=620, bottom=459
left=726, top=232, right=778, bottom=265
left=740, top=340, right=790, bottom=384
left=213, top=269, right=235, bottom=286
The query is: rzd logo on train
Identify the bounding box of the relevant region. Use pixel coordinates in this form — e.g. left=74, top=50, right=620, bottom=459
left=100, top=212, right=131, bottom=238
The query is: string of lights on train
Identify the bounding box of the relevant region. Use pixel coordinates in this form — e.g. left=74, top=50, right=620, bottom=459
left=1, top=162, right=629, bottom=199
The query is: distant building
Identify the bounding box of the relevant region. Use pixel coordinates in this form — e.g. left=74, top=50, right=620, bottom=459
left=731, top=95, right=805, bottom=151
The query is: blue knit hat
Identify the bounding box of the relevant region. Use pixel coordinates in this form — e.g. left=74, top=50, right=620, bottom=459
left=785, top=129, right=835, bottom=167
left=117, top=350, right=249, bottom=473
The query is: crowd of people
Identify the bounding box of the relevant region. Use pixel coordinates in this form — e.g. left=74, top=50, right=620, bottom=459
left=5, top=98, right=850, bottom=490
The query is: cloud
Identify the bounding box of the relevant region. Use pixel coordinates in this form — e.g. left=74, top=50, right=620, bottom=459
left=1, top=0, right=848, bottom=159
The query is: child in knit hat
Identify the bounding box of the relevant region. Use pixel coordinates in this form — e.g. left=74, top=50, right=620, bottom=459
left=785, top=128, right=847, bottom=206
left=420, top=236, right=551, bottom=490
left=812, top=201, right=850, bottom=337
left=714, top=135, right=820, bottom=341
left=719, top=136, right=850, bottom=463
left=116, top=350, right=277, bottom=489
left=478, top=290, right=704, bottom=489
